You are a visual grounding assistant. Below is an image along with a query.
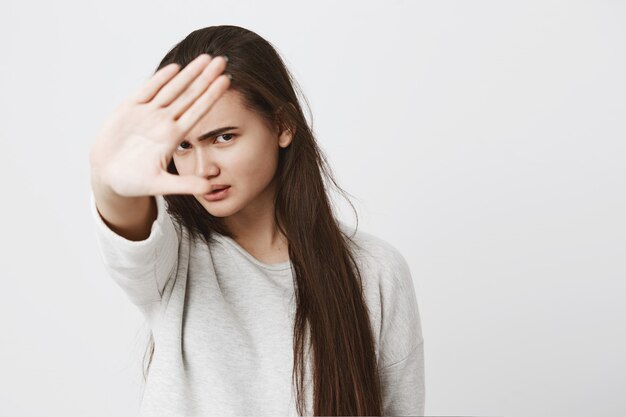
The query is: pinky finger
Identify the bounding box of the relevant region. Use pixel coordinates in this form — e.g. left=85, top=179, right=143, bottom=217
left=130, top=63, right=181, bottom=104
left=175, top=74, right=231, bottom=130
left=155, top=172, right=213, bottom=196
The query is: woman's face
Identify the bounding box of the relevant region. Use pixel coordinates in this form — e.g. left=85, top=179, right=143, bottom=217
left=172, top=90, right=292, bottom=219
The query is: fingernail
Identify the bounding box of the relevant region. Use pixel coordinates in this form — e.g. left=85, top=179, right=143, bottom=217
left=223, top=55, right=229, bottom=63
left=225, top=72, right=233, bottom=80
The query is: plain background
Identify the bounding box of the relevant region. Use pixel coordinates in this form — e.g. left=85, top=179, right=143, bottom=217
left=1, top=0, right=624, bottom=416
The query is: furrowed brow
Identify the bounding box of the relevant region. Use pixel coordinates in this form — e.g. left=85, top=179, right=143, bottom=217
left=190, top=126, right=238, bottom=143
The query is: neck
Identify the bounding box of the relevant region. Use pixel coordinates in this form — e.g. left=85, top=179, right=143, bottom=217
left=222, top=179, right=289, bottom=263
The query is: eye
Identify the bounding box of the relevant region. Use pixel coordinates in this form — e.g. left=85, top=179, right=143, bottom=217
left=176, top=134, right=236, bottom=152
left=215, top=133, right=235, bottom=143
left=176, top=141, right=192, bottom=151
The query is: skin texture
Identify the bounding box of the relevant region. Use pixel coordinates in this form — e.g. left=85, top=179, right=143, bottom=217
left=172, top=90, right=293, bottom=264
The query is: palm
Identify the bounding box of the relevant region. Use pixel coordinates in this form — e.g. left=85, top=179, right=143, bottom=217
left=89, top=54, right=231, bottom=198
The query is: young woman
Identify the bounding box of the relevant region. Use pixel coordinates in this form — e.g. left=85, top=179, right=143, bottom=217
left=89, top=25, right=424, bottom=416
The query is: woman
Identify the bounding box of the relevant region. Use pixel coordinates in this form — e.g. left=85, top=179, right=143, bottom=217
left=89, top=25, right=424, bottom=416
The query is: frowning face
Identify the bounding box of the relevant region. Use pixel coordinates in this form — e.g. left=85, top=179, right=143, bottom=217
left=172, top=90, right=292, bottom=220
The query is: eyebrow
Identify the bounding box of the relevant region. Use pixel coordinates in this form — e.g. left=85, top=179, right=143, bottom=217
left=190, top=126, right=239, bottom=143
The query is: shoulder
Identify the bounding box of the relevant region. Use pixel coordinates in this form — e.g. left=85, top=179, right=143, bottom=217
left=337, top=221, right=423, bottom=368
left=337, top=221, right=411, bottom=285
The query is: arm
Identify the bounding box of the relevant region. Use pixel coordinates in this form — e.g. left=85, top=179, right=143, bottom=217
left=89, top=176, right=180, bottom=307
left=380, top=341, right=425, bottom=416
left=91, top=172, right=157, bottom=241
left=377, top=243, right=426, bottom=416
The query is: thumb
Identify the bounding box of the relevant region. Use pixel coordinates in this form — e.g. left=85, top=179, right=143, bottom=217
left=154, top=172, right=213, bottom=196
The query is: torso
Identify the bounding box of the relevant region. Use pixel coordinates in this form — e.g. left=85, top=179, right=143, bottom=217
left=234, top=238, right=290, bottom=265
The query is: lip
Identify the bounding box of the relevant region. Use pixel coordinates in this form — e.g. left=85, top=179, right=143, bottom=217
left=209, top=184, right=230, bottom=191
left=203, top=186, right=230, bottom=201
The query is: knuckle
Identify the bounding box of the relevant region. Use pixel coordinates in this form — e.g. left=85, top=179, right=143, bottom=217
left=203, top=88, right=218, bottom=102
left=159, top=104, right=178, bottom=119
left=205, top=93, right=218, bottom=107
left=145, top=98, right=162, bottom=112
left=199, top=70, right=215, bottom=82
left=180, top=107, right=197, bottom=124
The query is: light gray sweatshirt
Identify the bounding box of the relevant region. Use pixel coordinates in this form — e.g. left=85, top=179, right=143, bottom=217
left=90, top=192, right=425, bottom=416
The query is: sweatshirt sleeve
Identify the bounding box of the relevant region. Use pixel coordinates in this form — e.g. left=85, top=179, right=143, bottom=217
left=377, top=244, right=425, bottom=416
left=380, top=341, right=425, bottom=416
left=89, top=190, right=179, bottom=306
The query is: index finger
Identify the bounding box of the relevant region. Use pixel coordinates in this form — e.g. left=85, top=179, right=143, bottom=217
left=175, top=73, right=232, bottom=131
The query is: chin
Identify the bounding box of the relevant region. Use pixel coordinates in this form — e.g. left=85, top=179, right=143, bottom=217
left=201, top=201, right=240, bottom=218
left=204, top=208, right=232, bottom=218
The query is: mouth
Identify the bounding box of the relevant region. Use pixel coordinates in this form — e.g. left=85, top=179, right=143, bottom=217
left=210, top=186, right=229, bottom=193
left=203, top=186, right=231, bottom=201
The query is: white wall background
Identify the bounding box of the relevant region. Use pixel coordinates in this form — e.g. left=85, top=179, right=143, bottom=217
left=1, top=0, right=624, bottom=416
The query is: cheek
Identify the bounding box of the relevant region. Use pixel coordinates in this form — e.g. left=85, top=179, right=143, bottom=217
left=237, top=146, right=279, bottom=182
left=172, top=154, right=206, bottom=176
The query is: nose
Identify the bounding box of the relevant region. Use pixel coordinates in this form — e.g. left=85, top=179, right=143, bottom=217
left=194, top=147, right=220, bottom=178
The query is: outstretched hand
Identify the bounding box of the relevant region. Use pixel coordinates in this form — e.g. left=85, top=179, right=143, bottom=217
left=89, top=54, right=231, bottom=197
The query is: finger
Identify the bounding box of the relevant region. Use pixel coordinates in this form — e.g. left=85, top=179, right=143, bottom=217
left=130, top=63, right=181, bottom=104
left=151, top=54, right=213, bottom=108
left=168, top=56, right=229, bottom=120
left=154, top=172, right=213, bottom=196
left=175, top=74, right=232, bottom=130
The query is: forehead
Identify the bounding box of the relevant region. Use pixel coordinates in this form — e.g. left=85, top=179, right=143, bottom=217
left=187, top=89, right=276, bottom=140
left=197, top=90, right=248, bottom=123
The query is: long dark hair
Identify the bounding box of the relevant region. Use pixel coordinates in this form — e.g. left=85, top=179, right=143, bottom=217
left=143, top=25, right=383, bottom=416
